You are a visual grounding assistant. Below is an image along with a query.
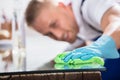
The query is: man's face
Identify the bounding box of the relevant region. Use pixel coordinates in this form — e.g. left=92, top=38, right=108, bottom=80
left=33, top=5, right=79, bottom=43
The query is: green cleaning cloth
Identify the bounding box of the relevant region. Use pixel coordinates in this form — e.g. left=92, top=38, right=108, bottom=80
left=54, top=52, right=104, bottom=66
left=54, top=63, right=104, bottom=69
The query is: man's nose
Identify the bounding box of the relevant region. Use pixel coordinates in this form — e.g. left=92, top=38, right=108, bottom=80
left=51, top=29, right=63, bottom=40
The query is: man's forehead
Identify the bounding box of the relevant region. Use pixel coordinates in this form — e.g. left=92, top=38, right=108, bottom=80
left=36, top=10, right=53, bottom=24
left=33, top=10, right=53, bottom=34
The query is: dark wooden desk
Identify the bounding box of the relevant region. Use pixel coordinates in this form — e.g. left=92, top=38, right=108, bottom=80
left=0, top=71, right=101, bottom=80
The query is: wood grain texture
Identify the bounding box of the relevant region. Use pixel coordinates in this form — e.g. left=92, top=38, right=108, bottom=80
left=0, top=71, right=101, bottom=80
left=65, top=72, right=82, bottom=80
left=83, top=71, right=102, bottom=80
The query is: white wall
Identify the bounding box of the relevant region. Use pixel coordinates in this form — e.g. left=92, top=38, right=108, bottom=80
left=25, top=26, right=70, bottom=70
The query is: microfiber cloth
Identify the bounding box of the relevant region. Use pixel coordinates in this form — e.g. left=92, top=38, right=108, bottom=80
left=54, top=52, right=104, bottom=66
left=54, top=63, right=104, bottom=69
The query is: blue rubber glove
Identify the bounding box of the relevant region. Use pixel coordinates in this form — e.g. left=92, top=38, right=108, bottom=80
left=64, top=35, right=120, bottom=62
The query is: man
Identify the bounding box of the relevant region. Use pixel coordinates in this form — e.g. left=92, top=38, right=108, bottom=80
left=25, top=0, right=120, bottom=79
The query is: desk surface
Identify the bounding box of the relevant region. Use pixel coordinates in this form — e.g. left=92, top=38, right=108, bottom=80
left=0, top=45, right=105, bottom=76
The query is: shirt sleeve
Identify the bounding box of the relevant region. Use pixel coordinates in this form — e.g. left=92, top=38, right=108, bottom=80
left=81, top=0, right=118, bottom=30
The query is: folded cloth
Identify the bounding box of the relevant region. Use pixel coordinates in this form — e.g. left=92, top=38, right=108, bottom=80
left=54, top=52, right=104, bottom=66
left=54, top=63, right=104, bottom=69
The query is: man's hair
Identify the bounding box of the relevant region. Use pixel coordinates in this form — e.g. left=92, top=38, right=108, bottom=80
left=25, top=0, right=51, bottom=26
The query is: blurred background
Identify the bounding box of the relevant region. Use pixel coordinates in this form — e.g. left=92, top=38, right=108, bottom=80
left=0, top=0, right=70, bottom=71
